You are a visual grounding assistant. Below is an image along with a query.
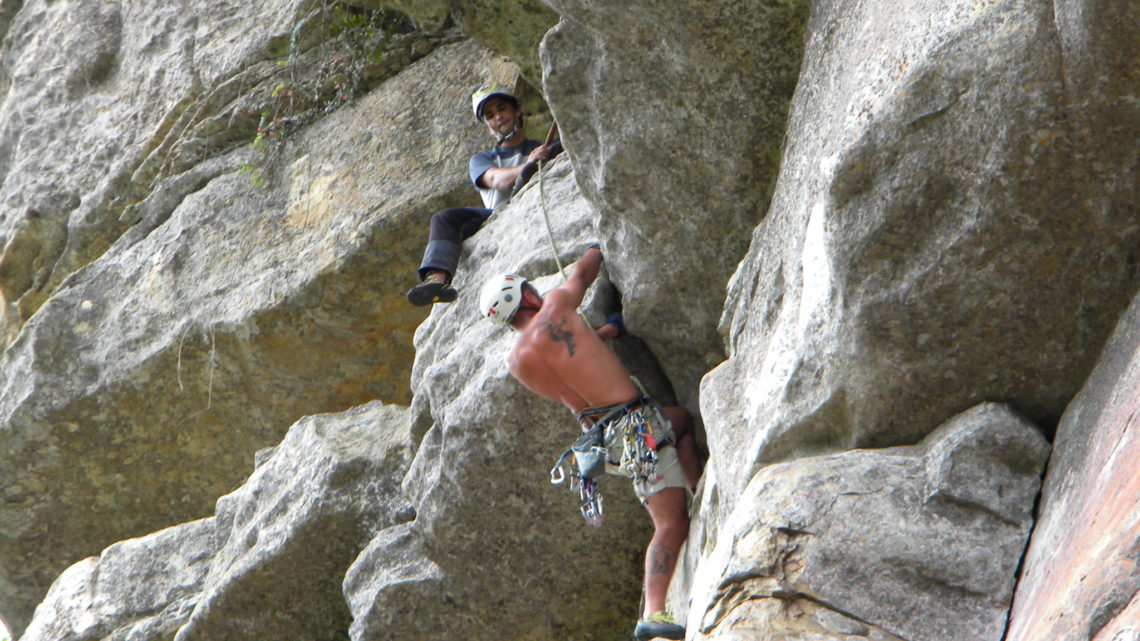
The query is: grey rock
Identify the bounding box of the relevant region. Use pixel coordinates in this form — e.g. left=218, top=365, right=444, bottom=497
left=539, top=0, right=811, bottom=408
left=0, top=0, right=442, bottom=344
left=0, top=0, right=286, bottom=341
left=343, top=523, right=448, bottom=641
left=20, top=520, right=215, bottom=641
left=0, top=37, right=507, bottom=632
left=701, top=0, right=1140, bottom=509
left=20, top=400, right=415, bottom=641
left=173, top=402, right=415, bottom=640
left=923, top=403, right=1051, bottom=524
left=687, top=403, right=1049, bottom=641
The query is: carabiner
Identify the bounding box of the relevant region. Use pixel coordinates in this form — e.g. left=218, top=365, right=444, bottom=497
left=550, top=462, right=567, bottom=485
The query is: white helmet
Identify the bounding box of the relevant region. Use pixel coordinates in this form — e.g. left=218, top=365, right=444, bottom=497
left=471, top=82, right=519, bottom=120
left=479, top=273, right=527, bottom=325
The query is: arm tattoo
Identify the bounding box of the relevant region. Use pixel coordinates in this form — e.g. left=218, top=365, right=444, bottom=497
left=544, top=316, right=576, bottom=357
left=648, top=543, right=673, bottom=575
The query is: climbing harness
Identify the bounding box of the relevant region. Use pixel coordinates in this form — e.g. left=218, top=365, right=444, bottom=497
left=549, top=397, right=673, bottom=526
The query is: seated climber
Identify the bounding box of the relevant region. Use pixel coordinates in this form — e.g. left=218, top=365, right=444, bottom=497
left=406, top=81, right=561, bottom=306
left=478, top=245, right=701, bottom=641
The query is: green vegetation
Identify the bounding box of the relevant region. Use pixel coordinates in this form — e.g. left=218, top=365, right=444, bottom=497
left=238, top=161, right=266, bottom=187
left=240, top=2, right=416, bottom=183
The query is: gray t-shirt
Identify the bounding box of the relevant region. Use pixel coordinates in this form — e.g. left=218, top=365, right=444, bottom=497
left=468, top=139, right=541, bottom=209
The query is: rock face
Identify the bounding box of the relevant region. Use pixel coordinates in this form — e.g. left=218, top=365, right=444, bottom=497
left=0, top=17, right=514, bottom=630
left=20, top=401, right=415, bottom=641
left=539, top=0, right=812, bottom=406
left=701, top=0, right=1140, bottom=509
left=1005, top=292, right=1140, bottom=641
left=0, top=0, right=432, bottom=343
left=1, top=0, right=1138, bottom=639
left=687, top=403, right=1049, bottom=641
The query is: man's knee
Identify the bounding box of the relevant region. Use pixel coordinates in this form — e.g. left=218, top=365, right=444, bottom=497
left=647, top=488, right=689, bottom=534
left=654, top=511, right=690, bottom=547
left=429, top=207, right=488, bottom=242
left=429, top=207, right=464, bottom=231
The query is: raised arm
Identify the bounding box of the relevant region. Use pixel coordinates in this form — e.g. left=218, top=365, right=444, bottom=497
left=558, top=245, right=604, bottom=309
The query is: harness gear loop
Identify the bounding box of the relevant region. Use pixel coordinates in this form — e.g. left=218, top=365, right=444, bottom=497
left=579, top=477, right=604, bottom=527
left=549, top=430, right=607, bottom=527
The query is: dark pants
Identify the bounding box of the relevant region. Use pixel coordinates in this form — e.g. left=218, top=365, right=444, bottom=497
left=417, top=207, right=493, bottom=280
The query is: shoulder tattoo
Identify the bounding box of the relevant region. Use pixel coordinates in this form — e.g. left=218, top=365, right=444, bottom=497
left=544, top=316, right=576, bottom=357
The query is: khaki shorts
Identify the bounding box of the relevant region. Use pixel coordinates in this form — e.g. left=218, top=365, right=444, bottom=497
left=611, top=444, right=685, bottom=504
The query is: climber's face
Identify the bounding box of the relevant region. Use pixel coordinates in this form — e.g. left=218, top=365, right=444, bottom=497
left=481, top=97, right=521, bottom=136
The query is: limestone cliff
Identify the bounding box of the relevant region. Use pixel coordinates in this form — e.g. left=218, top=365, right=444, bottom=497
left=0, top=0, right=1136, bottom=640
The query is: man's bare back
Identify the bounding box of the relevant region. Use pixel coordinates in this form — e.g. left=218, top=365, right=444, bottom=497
left=507, top=275, right=638, bottom=413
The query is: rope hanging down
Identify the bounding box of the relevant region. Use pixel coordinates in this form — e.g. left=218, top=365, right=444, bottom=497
left=538, top=156, right=567, bottom=281
left=532, top=126, right=644, bottom=401
left=534, top=123, right=567, bottom=281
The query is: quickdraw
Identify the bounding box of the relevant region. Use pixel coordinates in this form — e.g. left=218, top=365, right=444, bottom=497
left=616, top=408, right=660, bottom=484
left=550, top=422, right=609, bottom=527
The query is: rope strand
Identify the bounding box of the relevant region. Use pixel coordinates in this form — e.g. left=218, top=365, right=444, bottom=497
left=538, top=158, right=567, bottom=281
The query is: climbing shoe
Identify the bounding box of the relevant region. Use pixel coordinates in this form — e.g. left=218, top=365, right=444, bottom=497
left=633, top=611, right=685, bottom=641
left=406, top=279, right=458, bottom=306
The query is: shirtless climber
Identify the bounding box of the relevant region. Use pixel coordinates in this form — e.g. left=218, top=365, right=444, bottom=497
left=406, top=81, right=561, bottom=306
left=478, top=245, right=701, bottom=641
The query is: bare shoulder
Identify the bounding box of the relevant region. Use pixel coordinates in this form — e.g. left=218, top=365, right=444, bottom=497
left=542, top=287, right=577, bottom=310
left=507, top=334, right=541, bottom=382
left=506, top=344, right=528, bottom=379
left=508, top=329, right=538, bottom=366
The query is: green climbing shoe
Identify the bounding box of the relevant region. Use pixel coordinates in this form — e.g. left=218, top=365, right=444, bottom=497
left=633, top=611, right=685, bottom=640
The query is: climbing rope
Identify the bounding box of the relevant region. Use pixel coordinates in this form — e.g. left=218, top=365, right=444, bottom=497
left=533, top=125, right=637, bottom=355
left=535, top=122, right=568, bottom=282
left=538, top=158, right=569, bottom=281
left=537, top=154, right=600, bottom=337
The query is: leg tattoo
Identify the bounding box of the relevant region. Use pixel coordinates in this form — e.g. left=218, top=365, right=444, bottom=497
left=648, top=542, right=673, bottom=575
